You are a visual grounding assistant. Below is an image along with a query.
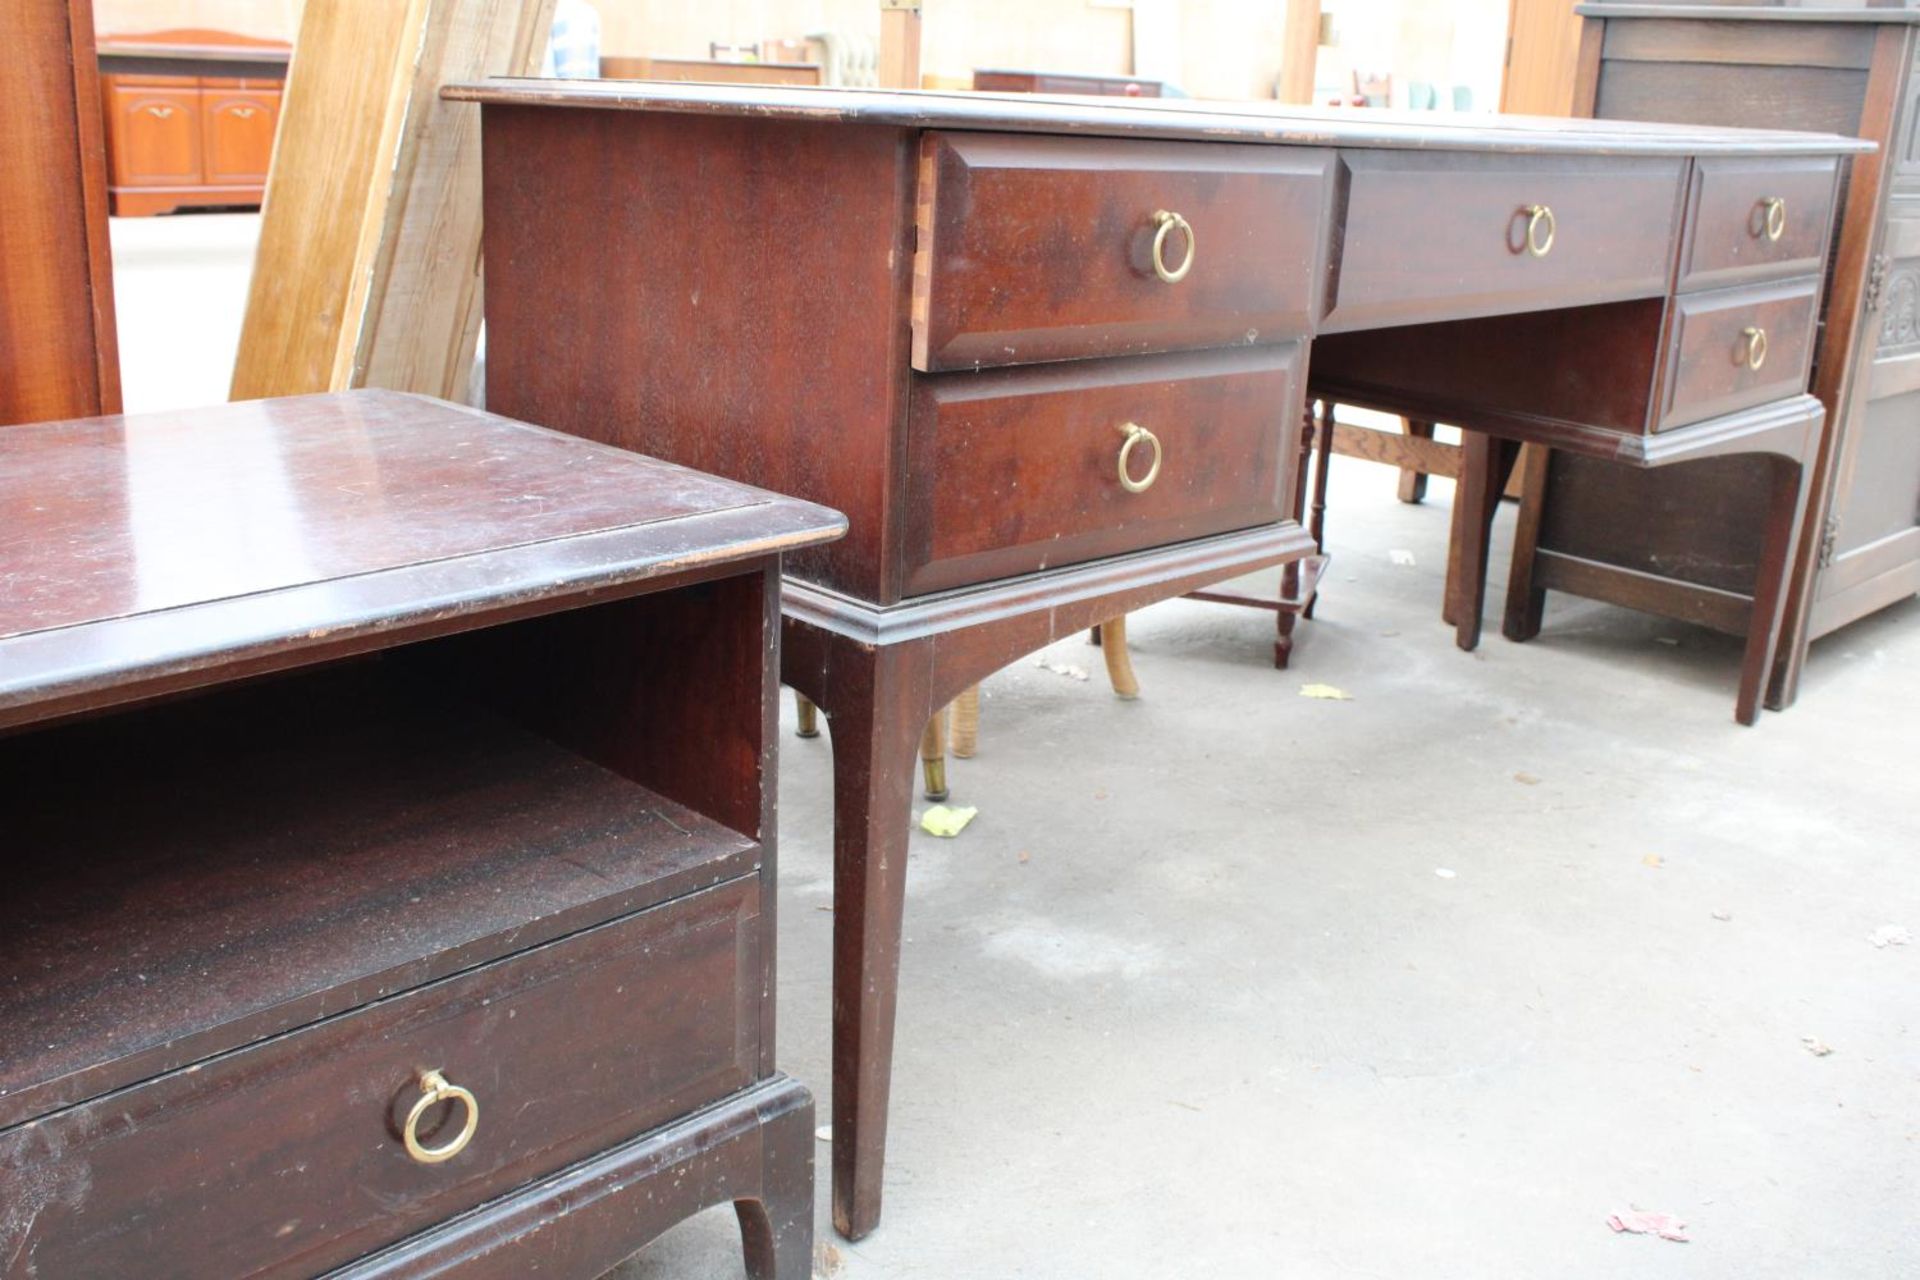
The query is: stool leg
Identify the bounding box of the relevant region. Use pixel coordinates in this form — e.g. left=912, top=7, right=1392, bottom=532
left=950, top=685, right=980, bottom=759
left=1397, top=419, right=1435, bottom=504
left=794, top=691, right=820, bottom=738
left=1100, top=616, right=1140, bottom=699
left=919, top=704, right=951, bottom=801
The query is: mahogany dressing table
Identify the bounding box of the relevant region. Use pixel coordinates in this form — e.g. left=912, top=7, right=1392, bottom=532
left=0, top=391, right=844, bottom=1278
left=445, top=80, right=1867, bottom=1239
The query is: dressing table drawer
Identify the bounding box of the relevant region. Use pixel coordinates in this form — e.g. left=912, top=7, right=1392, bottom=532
left=1326, top=152, right=1685, bottom=330
left=912, top=131, right=1331, bottom=372
left=1658, top=276, right=1821, bottom=430
left=1679, top=156, right=1840, bottom=291
left=900, top=344, right=1301, bottom=595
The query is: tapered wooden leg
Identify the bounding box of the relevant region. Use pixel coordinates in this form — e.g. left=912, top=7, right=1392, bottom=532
left=1303, top=398, right=1335, bottom=620
left=1502, top=444, right=1554, bottom=642
left=794, top=691, right=820, bottom=738
left=1099, top=616, right=1140, bottom=699
left=735, top=1081, right=817, bottom=1280
left=800, top=638, right=934, bottom=1241
left=1446, top=431, right=1522, bottom=651
left=919, top=704, right=950, bottom=801
left=950, top=684, right=980, bottom=759
left=1277, top=401, right=1319, bottom=666
left=1397, top=418, right=1436, bottom=503
left=1736, top=453, right=1811, bottom=725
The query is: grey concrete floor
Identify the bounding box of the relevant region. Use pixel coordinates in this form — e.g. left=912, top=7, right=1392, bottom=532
left=119, top=213, right=1919, bottom=1280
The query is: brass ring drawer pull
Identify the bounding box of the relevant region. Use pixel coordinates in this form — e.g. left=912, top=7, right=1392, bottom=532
left=1117, top=421, right=1163, bottom=493
left=1150, top=210, right=1195, bottom=283
left=1759, top=196, right=1786, bottom=242
left=1740, top=325, right=1769, bottom=371
left=1522, top=204, right=1555, bottom=258
left=403, top=1069, right=479, bottom=1164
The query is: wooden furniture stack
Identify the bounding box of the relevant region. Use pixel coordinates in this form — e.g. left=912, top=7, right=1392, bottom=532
left=0, top=391, right=843, bottom=1279
left=98, top=28, right=288, bottom=216
left=451, top=80, right=1860, bottom=1241
left=972, top=68, right=1165, bottom=96
left=1505, top=1, right=1920, bottom=705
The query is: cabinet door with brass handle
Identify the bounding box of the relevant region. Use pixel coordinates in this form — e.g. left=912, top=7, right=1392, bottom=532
left=911, top=131, right=1332, bottom=371
left=108, top=86, right=202, bottom=188
left=901, top=345, right=1302, bottom=595
left=202, top=91, right=281, bottom=186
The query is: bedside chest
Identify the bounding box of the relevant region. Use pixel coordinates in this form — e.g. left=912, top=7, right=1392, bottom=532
left=0, top=391, right=845, bottom=1279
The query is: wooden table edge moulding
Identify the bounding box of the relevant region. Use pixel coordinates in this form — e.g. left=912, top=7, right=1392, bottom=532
left=0, top=390, right=846, bottom=1278
left=446, top=79, right=1866, bottom=1240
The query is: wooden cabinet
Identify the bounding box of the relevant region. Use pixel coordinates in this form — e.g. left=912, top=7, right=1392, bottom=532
left=99, top=29, right=287, bottom=215
left=1507, top=2, right=1920, bottom=705
left=0, top=392, right=845, bottom=1278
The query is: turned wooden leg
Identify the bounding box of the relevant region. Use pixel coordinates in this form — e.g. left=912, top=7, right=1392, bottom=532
left=1502, top=444, right=1553, bottom=642
left=735, top=1083, right=816, bottom=1280
left=950, top=684, right=980, bottom=759
left=1397, top=418, right=1435, bottom=503
left=1446, top=431, right=1522, bottom=651
left=1099, top=616, right=1140, bottom=699
left=1737, top=453, right=1811, bottom=725
left=1276, top=401, right=1318, bottom=667
left=919, top=703, right=951, bottom=801
left=1303, top=400, right=1335, bottom=621
left=794, top=691, right=820, bottom=738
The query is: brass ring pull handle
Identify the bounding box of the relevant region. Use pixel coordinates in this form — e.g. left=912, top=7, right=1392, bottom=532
left=1759, top=196, right=1787, bottom=242
left=1522, top=204, right=1556, bottom=258
left=1740, top=325, right=1769, bottom=371
left=402, top=1069, right=479, bottom=1164
left=1117, top=422, right=1163, bottom=493
left=1150, top=210, right=1195, bottom=283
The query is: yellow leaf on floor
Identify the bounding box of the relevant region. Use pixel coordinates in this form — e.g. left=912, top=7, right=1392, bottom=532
left=1299, top=683, right=1353, bottom=701
left=920, top=804, right=978, bottom=837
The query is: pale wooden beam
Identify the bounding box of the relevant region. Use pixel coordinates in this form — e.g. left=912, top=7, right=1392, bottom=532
left=1279, top=0, right=1320, bottom=104
left=879, top=0, right=922, bottom=91
left=231, top=0, right=557, bottom=402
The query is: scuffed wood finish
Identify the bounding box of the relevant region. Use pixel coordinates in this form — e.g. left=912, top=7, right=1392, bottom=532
left=912, top=134, right=1331, bottom=369
left=0, top=876, right=761, bottom=1277
left=231, top=0, right=555, bottom=401
left=1, top=390, right=834, bottom=1278
left=0, top=390, right=843, bottom=729
left=1, top=0, right=120, bottom=426
left=902, top=346, right=1301, bottom=592
left=444, top=77, right=1868, bottom=156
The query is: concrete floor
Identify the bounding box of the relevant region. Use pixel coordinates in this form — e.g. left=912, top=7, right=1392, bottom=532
left=119, top=213, right=1919, bottom=1279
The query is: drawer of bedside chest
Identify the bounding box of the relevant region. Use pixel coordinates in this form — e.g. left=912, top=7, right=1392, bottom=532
left=1325, top=151, right=1685, bottom=331
left=1657, top=277, right=1820, bottom=431
left=900, top=345, right=1301, bottom=595
left=0, top=876, right=760, bottom=1280
left=1679, top=156, right=1839, bottom=291
left=911, top=131, right=1332, bottom=372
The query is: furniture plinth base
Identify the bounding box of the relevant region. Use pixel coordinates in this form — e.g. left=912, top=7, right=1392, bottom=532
left=109, top=185, right=264, bottom=217
left=330, top=1075, right=815, bottom=1280
left=779, top=522, right=1315, bottom=1241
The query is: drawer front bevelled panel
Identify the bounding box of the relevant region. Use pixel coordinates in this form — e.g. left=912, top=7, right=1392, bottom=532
left=1680, top=156, right=1839, bottom=291
left=901, top=345, right=1302, bottom=595
left=1658, top=277, right=1821, bottom=431
left=912, top=132, right=1332, bottom=371
left=1325, top=151, right=1686, bottom=331
left=0, top=876, right=761, bottom=1280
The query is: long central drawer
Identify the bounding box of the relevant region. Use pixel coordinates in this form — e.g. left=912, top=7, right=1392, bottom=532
left=900, top=344, right=1302, bottom=596
left=0, top=876, right=761, bottom=1280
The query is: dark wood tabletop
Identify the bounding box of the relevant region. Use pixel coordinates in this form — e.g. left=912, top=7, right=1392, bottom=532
left=443, top=79, right=1872, bottom=156
left=0, top=390, right=845, bottom=729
